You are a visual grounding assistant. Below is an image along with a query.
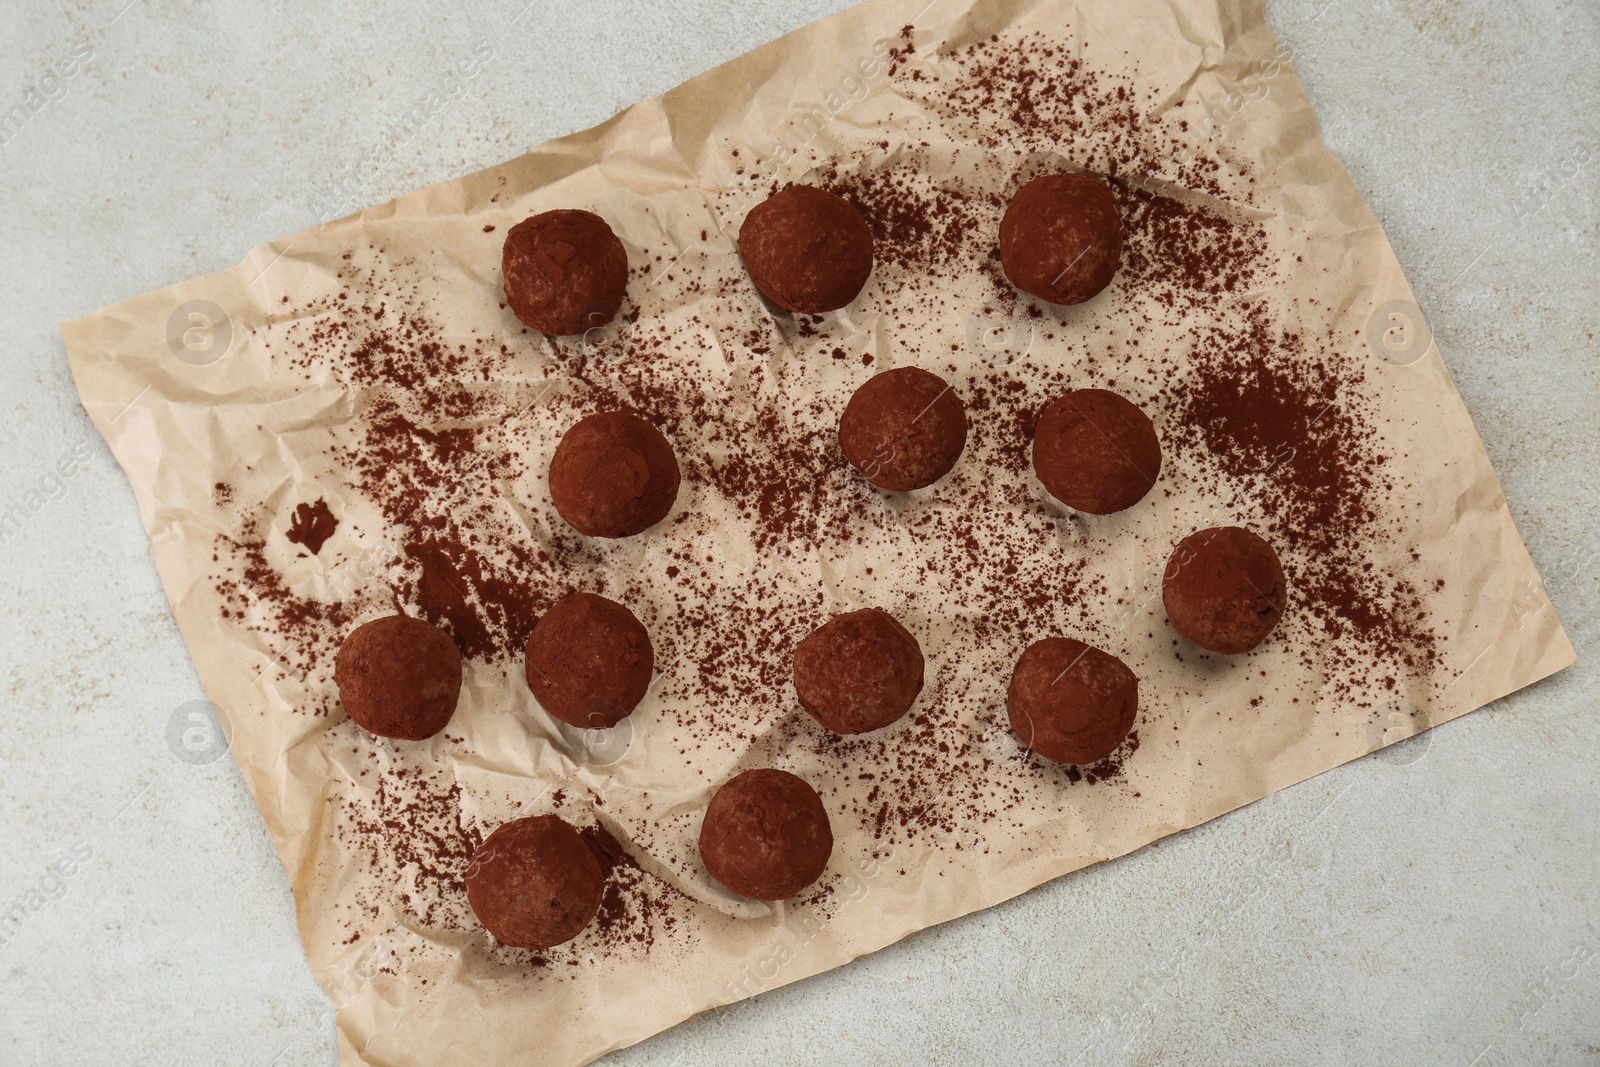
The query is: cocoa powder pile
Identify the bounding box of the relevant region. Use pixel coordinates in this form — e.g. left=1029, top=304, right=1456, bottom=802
left=206, top=21, right=1442, bottom=979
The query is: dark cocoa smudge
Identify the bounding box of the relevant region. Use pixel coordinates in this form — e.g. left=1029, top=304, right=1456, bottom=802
left=286, top=498, right=338, bottom=555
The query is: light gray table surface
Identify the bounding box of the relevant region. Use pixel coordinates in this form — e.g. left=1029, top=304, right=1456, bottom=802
left=1, top=1, right=1595, bottom=1064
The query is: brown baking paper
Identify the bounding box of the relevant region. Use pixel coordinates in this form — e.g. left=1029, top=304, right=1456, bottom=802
left=62, top=0, right=1575, bottom=1062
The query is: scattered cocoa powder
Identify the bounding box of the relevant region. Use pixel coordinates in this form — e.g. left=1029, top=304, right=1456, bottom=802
left=202, top=19, right=1444, bottom=976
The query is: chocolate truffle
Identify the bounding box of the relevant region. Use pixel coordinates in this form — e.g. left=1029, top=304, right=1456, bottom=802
left=502, top=209, right=628, bottom=336
left=465, top=815, right=605, bottom=950
left=1006, top=637, right=1138, bottom=765
left=738, top=184, right=874, bottom=313
left=525, top=592, right=653, bottom=729
left=699, top=769, right=832, bottom=900
left=793, top=608, right=924, bottom=735
left=548, top=411, right=680, bottom=538
left=999, top=173, right=1124, bottom=306
left=334, top=614, right=462, bottom=741
left=1163, top=526, right=1288, bottom=655
left=1032, top=388, right=1161, bottom=514
left=838, top=367, right=968, bottom=491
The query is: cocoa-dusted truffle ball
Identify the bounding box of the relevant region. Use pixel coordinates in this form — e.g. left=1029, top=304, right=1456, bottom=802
left=1006, top=637, right=1138, bottom=765
left=699, top=769, right=832, bottom=900
left=334, top=614, right=462, bottom=741
left=838, top=367, right=968, bottom=491
left=738, top=184, right=874, bottom=314
left=525, top=592, right=653, bottom=729
left=465, top=815, right=605, bottom=950
left=999, top=173, right=1124, bottom=306
left=502, top=209, right=628, bottom=336
left=1163, top=526, right=1288, bottom=655
left=1032, top=388, right=1161, bottom=514
left=793, top=608, right=924, bottom=735
left=548, top=411, right=680, bottom=538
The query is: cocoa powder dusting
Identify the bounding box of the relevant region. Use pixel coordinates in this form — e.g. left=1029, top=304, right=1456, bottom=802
left=203, top=22, right=1442, bottom=978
